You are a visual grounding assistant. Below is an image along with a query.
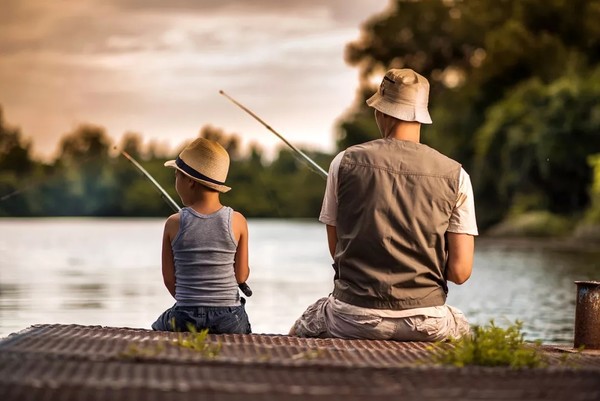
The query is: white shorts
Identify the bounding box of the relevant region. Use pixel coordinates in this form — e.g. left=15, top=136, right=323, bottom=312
left=291, top=296, right=470, bottom=341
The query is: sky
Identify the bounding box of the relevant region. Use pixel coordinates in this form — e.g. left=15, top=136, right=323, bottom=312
left=0, top=0, right=389, bottom=161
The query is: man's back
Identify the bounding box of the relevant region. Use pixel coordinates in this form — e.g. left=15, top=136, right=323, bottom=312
left=333, top=138, right=461, bottom=310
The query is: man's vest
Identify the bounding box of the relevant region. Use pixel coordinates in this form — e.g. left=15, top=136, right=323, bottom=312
left=332, top=138, right=461, bottom=310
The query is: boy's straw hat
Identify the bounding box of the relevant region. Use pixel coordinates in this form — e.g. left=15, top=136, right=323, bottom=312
left=366, top=68, right=432, bottom=124
left=164, top=137, right=231, bottom=193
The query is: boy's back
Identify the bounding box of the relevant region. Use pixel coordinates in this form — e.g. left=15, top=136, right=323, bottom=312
left=174, top=206, right=240, bottom=307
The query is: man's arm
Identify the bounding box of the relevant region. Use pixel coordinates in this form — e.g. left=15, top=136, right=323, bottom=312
left=446, top=232, right=474, bottom=284
left=326, top=224, right=337, bottom=259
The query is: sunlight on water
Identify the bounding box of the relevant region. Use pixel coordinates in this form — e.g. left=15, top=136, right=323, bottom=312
left=0, top=218, right=598, bottom=343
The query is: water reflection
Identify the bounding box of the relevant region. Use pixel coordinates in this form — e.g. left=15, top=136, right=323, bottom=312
left=0, top=283, right=21, bottom=311
left=448, top=240, right=599, bottom=343
left=0, top=218, right=598, bottom=344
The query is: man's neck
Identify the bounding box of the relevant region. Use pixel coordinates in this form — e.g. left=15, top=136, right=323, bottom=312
left=386, top=121, right=421, bottom=143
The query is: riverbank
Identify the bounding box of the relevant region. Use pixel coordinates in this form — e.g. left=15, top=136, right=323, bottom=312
left=1, top=324, right=600, bottom=401
left=482, top=211, right=600, bottom=252
left=477, top=235, right=600, bottom=253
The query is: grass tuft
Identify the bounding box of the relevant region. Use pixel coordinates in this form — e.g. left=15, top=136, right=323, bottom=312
left=432, top=320, right=545, bottom=368
left=174, top=324, right=222, bottom=359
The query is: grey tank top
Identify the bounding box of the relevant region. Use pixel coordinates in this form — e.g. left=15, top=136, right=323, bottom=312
left=173, top=206, right=240, bottom=307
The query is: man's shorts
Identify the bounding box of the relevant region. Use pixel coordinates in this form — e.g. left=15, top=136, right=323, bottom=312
left=291, top=296, right=470, bottom=341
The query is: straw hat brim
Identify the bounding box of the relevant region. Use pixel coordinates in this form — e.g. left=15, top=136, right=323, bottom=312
left=164, top=160, right=231, bottom=193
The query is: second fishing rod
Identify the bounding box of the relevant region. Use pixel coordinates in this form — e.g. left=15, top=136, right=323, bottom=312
left=219, top=90, right=329, bottom=180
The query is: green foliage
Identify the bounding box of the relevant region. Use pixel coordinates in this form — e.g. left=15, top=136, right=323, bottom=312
left=434, top=320, right=545, bottom=368
left=486, top=211, right=573, bottom=237
left=340, top=0, right=600, bottom=230
left=474, top=71, right=600, bottom=224
left=290, top=349, right=322, bottom=360
left=584, top=154, right=600, bottom=223
left=119, top=326, right=222, bottom=360
left=0, top=115, right=328, bottom=218
left=175, top=325, right=222, bottom=359
left=120, top=342, right=166, bottom=359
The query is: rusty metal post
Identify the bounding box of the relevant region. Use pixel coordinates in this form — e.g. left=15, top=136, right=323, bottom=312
left=574, top=281, right=600, bottom=349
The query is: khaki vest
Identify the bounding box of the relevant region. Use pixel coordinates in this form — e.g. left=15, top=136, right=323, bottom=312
left=332, top=138, right=461, bottom=309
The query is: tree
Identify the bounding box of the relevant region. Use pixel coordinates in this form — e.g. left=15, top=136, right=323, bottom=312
left=476, top=69, right=600, bottom=213
left=51, top=125, right=116, bottom=215
left=0, top=107, right=33, bottom=174
left=199, top=125, right=241, bottom=160
left=0, top=107, right=38, bottom=216
left=340, top=0, right=600, bottom=228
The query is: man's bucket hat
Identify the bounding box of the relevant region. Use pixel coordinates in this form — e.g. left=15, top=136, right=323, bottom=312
left=164, top=137, right=231, bottom=193
left=366, top=68, right=432, bottom=124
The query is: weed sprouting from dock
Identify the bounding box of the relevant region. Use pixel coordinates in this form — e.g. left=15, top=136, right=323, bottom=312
left=120, top=342, right=166, bottom=359
left=431, top=320, right=546, bottom=368
left=120, top=321, right=222, bottom=361
left=174, top=325, right=222, bottom=359
left=290, top=349, right=323, bottom=360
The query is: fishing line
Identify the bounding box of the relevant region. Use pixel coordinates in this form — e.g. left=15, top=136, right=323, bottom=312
left=219, top=90, right=329, bottom=180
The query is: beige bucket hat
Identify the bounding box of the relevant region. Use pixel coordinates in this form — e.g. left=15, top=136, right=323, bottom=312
left=164, top=137, right=231, bottom=193
left=366, top=68, right=432, bottom=124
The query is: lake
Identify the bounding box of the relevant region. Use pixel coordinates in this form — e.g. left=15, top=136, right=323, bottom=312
left=1, top=218, right=598, bottom=344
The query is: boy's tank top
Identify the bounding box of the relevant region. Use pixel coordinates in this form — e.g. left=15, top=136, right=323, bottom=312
left=172, top=206, right=240, bottom=307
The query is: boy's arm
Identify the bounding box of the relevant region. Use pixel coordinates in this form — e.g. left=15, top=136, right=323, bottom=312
left=232, top=211, right=250, bottom=284
left=161, top=213, right=179, bottom=298
left=445, top=232, right=474, bottom=285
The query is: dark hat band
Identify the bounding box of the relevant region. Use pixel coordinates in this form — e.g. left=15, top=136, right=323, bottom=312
left=175, top=157, right=226, bottom=186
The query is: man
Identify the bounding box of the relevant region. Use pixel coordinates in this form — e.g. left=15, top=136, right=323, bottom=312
left=290, top=68, right=478, bottom=341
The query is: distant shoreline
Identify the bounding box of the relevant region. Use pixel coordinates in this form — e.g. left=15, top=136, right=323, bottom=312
left=476, top=235, right=600, bottom=253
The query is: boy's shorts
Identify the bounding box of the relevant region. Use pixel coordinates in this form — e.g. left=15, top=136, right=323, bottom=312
left=291, top=296, right=470, bottom=341
left=152, top=299, right=251, bottom=334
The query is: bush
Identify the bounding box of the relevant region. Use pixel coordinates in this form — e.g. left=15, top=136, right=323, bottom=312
left=433, top=320, right=545, bottom=368
left=485, top=211, right=573, bottom=237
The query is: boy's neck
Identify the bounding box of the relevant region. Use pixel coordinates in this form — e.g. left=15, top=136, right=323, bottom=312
left=186, top=191, right=223, bottom=215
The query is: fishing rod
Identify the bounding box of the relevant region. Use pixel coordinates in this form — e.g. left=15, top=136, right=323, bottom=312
left=120, top=150, right=253, bottom=297
left=121, top=151, right=180, bottom=213
left=219, top=90, right=329, bottom=179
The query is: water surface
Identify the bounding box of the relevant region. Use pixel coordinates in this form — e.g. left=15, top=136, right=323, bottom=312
left=0, top=218, right=598, bottom=343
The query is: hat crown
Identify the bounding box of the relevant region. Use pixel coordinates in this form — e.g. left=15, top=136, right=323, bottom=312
left=179, top=138, right=229, bottom=184
left=366, top=68, right=432, bottom=124
left=380, top=69, right=429, bottom=108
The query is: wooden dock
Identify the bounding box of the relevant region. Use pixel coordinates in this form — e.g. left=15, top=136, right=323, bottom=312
left=1, top=324, right=600, bottom=400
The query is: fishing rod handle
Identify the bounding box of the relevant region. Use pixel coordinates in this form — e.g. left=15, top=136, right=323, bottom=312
left=238, top=282, right=253, bottom=297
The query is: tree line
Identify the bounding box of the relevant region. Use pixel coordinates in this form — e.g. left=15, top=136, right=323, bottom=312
left=2, top=0, right=600, bottom=234
left=0, top=116, right=330, bottom=219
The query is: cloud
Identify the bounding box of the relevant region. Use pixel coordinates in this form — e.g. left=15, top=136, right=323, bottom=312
left=0, top=0, right=388, bottom=160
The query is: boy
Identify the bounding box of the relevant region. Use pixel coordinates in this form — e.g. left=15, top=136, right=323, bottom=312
left=152, top=137, right=251, bottom=334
